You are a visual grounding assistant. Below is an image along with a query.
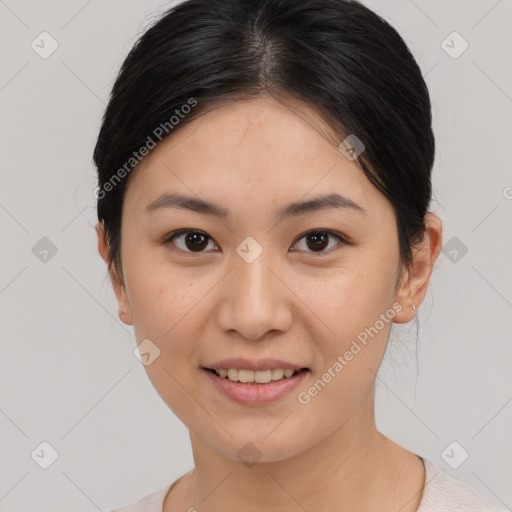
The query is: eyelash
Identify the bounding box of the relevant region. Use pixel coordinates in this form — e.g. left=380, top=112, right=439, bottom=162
left=162, top=228, right=347, bottom=256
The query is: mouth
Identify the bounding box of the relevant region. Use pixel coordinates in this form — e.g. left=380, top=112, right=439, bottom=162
left=203, top=367, right=310, bottom=384
left=201, top=366, right=311, bottom=406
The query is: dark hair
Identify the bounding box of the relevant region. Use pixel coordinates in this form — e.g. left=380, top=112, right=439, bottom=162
left=94, top=0, right=434, bottom=289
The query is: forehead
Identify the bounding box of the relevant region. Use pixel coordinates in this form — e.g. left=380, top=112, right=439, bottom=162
left=123, top=95, right=389, bottom=220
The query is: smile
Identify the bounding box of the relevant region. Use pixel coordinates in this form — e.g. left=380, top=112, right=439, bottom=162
left=202, top=367, right=310, bottom=406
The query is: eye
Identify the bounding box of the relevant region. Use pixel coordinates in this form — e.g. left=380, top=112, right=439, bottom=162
left=163, top=229, right=218, bottom=253
left=163, top=228, right=346, bottom=255
left=291, top=229, right=346, bottom=254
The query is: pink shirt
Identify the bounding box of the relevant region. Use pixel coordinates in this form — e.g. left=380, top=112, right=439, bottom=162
left=109, top=457, right=507, bottom=511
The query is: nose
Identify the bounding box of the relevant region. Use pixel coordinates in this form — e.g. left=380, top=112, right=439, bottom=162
left=215, top=248, right=293, bottom=341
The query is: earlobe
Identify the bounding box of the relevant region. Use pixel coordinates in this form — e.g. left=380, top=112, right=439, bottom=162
left=119, top=308, right=133, bottom=325
left=393, top=279, right=418, bottom=325
left=393, top=213, right=443, bottom=324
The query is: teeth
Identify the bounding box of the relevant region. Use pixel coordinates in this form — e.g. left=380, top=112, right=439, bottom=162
left=239, top=369, right=254, bottom=382
left=255, top=370, right=272, bottom=383
left=272, top=368, right=284, bottom=380
left=213, top=368, right=300, bottom=383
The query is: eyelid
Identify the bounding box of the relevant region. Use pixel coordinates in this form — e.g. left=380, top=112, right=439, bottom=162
left=163, top=228, right=208, bottom=243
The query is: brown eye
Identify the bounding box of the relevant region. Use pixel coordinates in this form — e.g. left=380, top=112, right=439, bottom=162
left=165, top=229, right=217, bottom=253
left=292, top=230, right=345, bottom=254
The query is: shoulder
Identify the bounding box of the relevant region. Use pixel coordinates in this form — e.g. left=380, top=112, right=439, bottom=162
left=108, top=484, right=172, bottom=512
left=417, top=457, right=507, bottom=512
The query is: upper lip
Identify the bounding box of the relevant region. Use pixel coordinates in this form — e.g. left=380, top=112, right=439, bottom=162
left=203, top=358, right=308, bottom=372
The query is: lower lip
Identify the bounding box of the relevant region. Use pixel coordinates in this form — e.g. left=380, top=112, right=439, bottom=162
left=202, top=368, right=310, bottom=406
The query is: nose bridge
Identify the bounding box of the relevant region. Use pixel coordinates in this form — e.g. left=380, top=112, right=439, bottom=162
left=216, top=239, right=292, bottom=339
left=233, top=233, right=275, bottom=292
left=236, top=246, right=273, bottom=301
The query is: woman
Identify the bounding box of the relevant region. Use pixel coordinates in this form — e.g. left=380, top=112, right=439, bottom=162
left=94, top=0, right=504, bottom=510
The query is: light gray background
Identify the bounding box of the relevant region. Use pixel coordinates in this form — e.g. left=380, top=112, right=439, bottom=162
left=0, top=1, right=511, bottom=511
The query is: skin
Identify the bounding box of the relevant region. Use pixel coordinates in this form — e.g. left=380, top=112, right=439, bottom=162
left=96, top=94, right=442, bottom=512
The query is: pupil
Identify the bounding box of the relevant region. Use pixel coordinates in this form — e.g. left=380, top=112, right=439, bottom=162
left=307, top=231, right=328, bottom=252
left=186, top=232, right=208, bottom=251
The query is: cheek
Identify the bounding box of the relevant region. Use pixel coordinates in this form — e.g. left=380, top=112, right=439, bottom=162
left=294, top=254, right=397, bottom=343
left=125, top=254, right=205, bottom=338
left=295, top=274, right=393, bottom=423
left=291, top=251, right=397, bottom=402
left=125, top=267, right=211, bottom=420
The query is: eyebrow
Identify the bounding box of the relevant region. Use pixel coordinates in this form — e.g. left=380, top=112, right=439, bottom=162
left=144, top=192, right=367, bottom=220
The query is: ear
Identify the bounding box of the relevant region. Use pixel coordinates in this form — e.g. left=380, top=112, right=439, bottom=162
left=393, top=213, right=443, bottom=324
left=95, top=221, right=134, bottom=325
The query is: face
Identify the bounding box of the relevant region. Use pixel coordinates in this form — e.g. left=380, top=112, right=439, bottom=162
left=97, top=95, right=433, bottom=463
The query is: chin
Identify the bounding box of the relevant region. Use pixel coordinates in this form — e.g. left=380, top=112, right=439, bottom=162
left=206, top=428, right=312, bottom=465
